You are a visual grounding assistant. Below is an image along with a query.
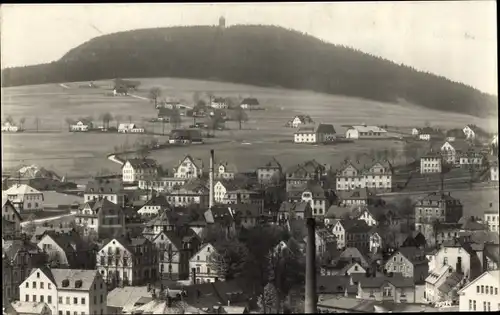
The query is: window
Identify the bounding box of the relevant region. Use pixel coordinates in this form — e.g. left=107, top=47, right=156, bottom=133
left=481, top=285, right=484, bottom=293
left=66, top=312, right=70, bottom=315
left=59, top=312, right=63, bottom=315
left=25, top=295, right=29, bottom=302
left=383, top=287, right=392, bottom=297
left=81, top=298, right=86, bottom=305
left=33, top=295, right=37, bottom=302
left=496, top=288, right=498, bottom=295
left=484, top=302, right=487, bottom=311
left=469, top=300, right=472, bottom=311
left=40, top=295, right=44, bottom=302
left=48, top=296, right=52, bottom=304
left=477, top=286, right=480, bottom=293
left=66, top=297, right=70, bottom=304
left=48, top=283, right=51, bottom=289
left=473, top=300, right=476, bottom=311
left=94, top=296, right=97, bottom=304
left=26, top=282, right=29, bottom=288
left=33, top=281, right=36, bottom=289
left=40, top=282, right=44, bottom=289
left=486, top=286, right=489, bottom=294
left=100, top=295, right=103, bottom=303
left=59, top=297, right=63, bottom=304
left=37, top=272, right=40, bottom=278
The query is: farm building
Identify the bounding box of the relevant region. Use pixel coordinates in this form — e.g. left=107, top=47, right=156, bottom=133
left=1, top=122, right=19, bottom=132
left=169, top=129, right=203, bottom=144
left=210, top=97, right=228, bottom=109
left=286, top=115, right=314, bottom=128
left=113, top=85, right=128, bottom=96
left=240, top=98, right=260, bottom=109
left=118, top=123, right=145, bottom=133
left=70, top=120, right=92, bottom=132
left=345, top=124, right=387, bottom=139
left=157, top=108, right=173, bottom=121
left=294, top=123, right=336, bottom=144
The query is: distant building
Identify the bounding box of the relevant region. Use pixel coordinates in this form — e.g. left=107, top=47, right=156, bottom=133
left=287, top=182, right=330, bottom=217
left=3, top=184, right=44, bottom=212
left=277, top=201, right=312, bottom=223
left=354, top=273, right=417, bottom=303
left=166, top=180, right=209, bottom=207
left=122, top=159, right=158, bottom=184
left=256, top=158, right=282, bottom=185
left=336, top=157, right=392, bottom=191
left=484, top=202, right=499, bottom=232
left=420, top=152, right=442, bottom=174
left=137, top=175, right=187, bottom=193
left=70, top=120, right=92, bottom=132
left=385, top=247, right=428, bottom=283
left=84, top=178, right=125, bottom=206
left=173, top=155, right=203, bottom=179
left=345, top=124, right=387, bottom=139
left=113, top=86, right=128, bottom=96
left=210, top=97, right=228, bottom=109
left=189, top=243, right=224, bottom=284
left=137, top=195, right=171, bottom=217
left=2, top=198, right=22, bottom=239
left=1, top=122, right=20, bottom=132
left=286, top=115, right=314, bottom=128
left=117, top=123, right=144, bottom=133
left=75, top=199, right=126, bottom=238
left=490, top=157, right=499, bottom=181
left=169, top=129, right=203, bottom=144
left=215, top=161, right=237, bottom=180
left=294, top=123, right=336, bottom=144
left=458, top=270, right=500, bottom=312
left=240, top=98, right=260, bottom=109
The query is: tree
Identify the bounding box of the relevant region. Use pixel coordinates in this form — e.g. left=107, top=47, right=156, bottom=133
left=100, top=112, right=113, bottom=129
left=148, top=87, right=162, bottom=108
left=128, top=115, right=133, bottom=124
left=258, top=283, right=278, bottom=314
left=65, top=118, right=75, bottom=131
left=207, top=114, right=224, bottom=136
left=208, top=239, right=249, bottom=281
left=234, top=107, right=248, bottom=130
left=114, top=115, right=123, bottom=128
left=19, top=117, right=26, bottom=130
left=169, top=107, right=182, bottom=130
left=192, top=91, right=200, bottom=105
left=34, top=117, right=41, bottom=132
left=5, top=115, right=14, bottom=124
left=388, top=148, right=398, bottom=165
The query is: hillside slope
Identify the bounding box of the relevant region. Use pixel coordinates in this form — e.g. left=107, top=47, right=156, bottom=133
left=1, top=25, right=497, bottom=117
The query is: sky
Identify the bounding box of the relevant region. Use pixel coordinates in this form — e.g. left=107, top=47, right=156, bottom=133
left=1, top=2, right=497, bottom=94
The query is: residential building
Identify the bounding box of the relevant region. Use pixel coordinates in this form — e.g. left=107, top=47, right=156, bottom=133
left=84, top=178, right=125, bottom=206
left=117, top=123, right=144, bottom=133
left=277, top=201, right=312, bottom=223
left=354, top=273, right=416, bottom=303
left=369, top=230, right=426, bottom=254
left=3, top=240, right=47, bottom=303
left=293, top=123, right=336, bottom=144
left=2, top=121, right=20, bottom=132
left=157, top=107, right=173, bottom=121
left=121, top=159, right=157, bottom=184
left=240, top=97, right=260, bottom=109
left=414, top=192, right=463, bottom=246
left=286, top=115, right=314, bottom=128
left=337, top=189, right=373, bottom=206
left=215, top=161, right=237, bottom=180
left=420, top=152, right=442, bottom=174
left=142, top=211, right=184, bottom=238
left=30, top=227, right=76, bottom=246
left=2, top=198, right=22, bottom=239
left=335, top=157, right=392, bottom=191
left=209, top=97, right=227, bottom=109
left=432, top=238, right=483, bottom=280
left=36, top=232, right=94, bottom=269
left=385, top=248, right=428, bottom=283
left=70, top=120, right=92, bottom=132
left=412, top=128, right=420, bottom=136
left=169, top=129, right=203, bottom=144
left=150, top=231, right=188, bottom=280
left=173, top=155, right=203, bottom=179
left=213, top=180, right=238, bottom=203
left=75, top=199, right=126, bottom=239
left=224, top=189, right=264, bottom=213
left=331, top=219, right=370, bottom=251
left=137, top=176, right=187, bottom=193
left=97, top=236, right=157, bottom=287
left=137, top=195, right=171, bottom=217
left=189, top=243, right=224, bottom=284
left=166, top=180, right=209, bottom=207
left=439, top=140, right=470, bottom=165
left=287, top=182, right=330, bottom=217
left=458, top=270, right=500, bottom=312
left=285, top=160, right=327, bottom=191
left=256, top=158, right=282, bottom=185
left=484, top=244, right=499, bottom=271
left=424, top=265, right=464, bottom=304
left=490, top=157, right=498, bottom=181
left=229, top=203, right=261, bottom=229
left=3, top=184, right=44, bottom=212
left=345, top=124, right=387, bottom=139
left=303, top=228, right=337, bottom=256
left=20, top=268, right=107, bottom=315
left=463, top=124, right=480, bottom=140
left=458, top=149, right=484, bottom=167
left=484, top=203, right=499, bottom=232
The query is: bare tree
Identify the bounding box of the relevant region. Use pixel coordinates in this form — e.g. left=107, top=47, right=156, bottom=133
left=65, top=118, right=75, bottom=131
left=114, top=115, right=123, bottom=129
left=234, top=107, right=248, bottom=130
left=5, top=115, right=14, bottom=124
left=19, top=117, right=26, bottom=130
left=100, top=112, right=113, bottom=129
left=128, top=115, right=133, bottom=124
left=148, top=87, right=162, bottom=108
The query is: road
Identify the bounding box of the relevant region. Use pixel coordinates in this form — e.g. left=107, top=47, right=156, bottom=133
left=20, top=213, right=74, bottom=226
left=107, top=154, right=125, bottom=166
left=129, top=93, right=149, bottom=101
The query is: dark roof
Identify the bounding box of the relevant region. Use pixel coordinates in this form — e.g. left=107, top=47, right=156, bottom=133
left=229, top=203, right=260, bottom=218
left=212, top=97, right=226, bottom=103
left=1, top=198, right=22, bottom=221
left=3, top=240, right=43, bottom=261
left=143, top=195, right=171, bottom=209
left=158, top=107, right=175, bottom=117
left=279, top=201, right=311, bottom=214
left=344, top=220, right=371, bottom=233
left=394, top=247, right=427, bottom=265
left=124, top=158, right=157, bottom=169
left=417, top=192, right=461, bottom=204
left=437, top=272, right=463, bottom=294
left=92, top=198, right=124, bottom=216
left=338, top=247, right=370, bottom=267
left=337, top=188, right=371, bottom=201
left=287, top=181, right=327, bottom=199
left=240, top=98, right=259, bottom=105
left=325, top=205, right=352, bottom=219
left=484, top=243, right=499, bottom=264
left=352, top=273, right=415, bottom=288
left=156, top=230, right=183, bottom=250
left=316, top=123, right=336, bottom=134
left=317, top=275, right=357, bottom=294
left=258, top=158, right=282, bottom=170
left=85, top=178, right=123, bottom=194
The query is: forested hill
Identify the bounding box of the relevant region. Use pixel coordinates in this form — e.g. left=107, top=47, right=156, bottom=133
left=2, top=25, right=497, bottom=117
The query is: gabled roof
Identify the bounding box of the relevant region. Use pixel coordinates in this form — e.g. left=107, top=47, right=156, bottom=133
left=3, top=240, right=43, bottom=261
left=84, top=178, right=123, bottom=194
left=124, top=158, right=157, bottom=169
left=212, top=97, right=226, bottom=103
left=325, top=204, right=352, bottom=219
left=338, top=247, right=369, bottom=267
left=316, top=123, right=336, bottom=134
left=1, top=198, right=22, bottom=221
left=391, top=247, right=427, bottom=265
left=143, top=195, right=171, bottom=209
left=425, top=264, right=451, bottom=285
left=484, top=243, right=499, bottom=265
left=278, top=201, right=310, bottom=213
left=458, top=270, right=500, bottom=294
left=41, top=231, right=85, bottom=256
left=92, top=198, right=124, bottom=216
left=240, top=98, right=259, bottom=105
left=176, top=155, right=201, bottom=170
left=11, top=301, right=50, bottom=314
left=100, top=236, right=152, bottom=256
left=347, top=125, right=387, bottom=133
left=4, top=184, right=42, bottom=195
left=287, top=181, right=327, bottom=199
left=351, top=273, right=414, bottom=288
left=153, top=230, right=183, bottom=251
left=293, top=115, right=314, bottom=123
left=258, top=157, right=282, bottom=170
left=437, top=272, right=463, bottom=294
left=217, top=161, right=238, bottom=173
left=36, top=268, right=99, bottom=291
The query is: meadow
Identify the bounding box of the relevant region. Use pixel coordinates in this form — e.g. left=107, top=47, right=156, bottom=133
left=2, top=77, right=497, bottom=178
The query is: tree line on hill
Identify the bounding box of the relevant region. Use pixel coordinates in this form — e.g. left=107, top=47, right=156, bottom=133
left=1, top=25, right=496, bottom=118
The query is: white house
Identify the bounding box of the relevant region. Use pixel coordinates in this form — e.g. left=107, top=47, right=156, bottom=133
left=490, top=158, right=499, bottom=181
left=122, top=159, right=158, bottom=184
left=117, top=123, right=145, bottom=133
left=412, top=128, right=420, bottom=136
left=420, top=152, right=442, bottom=174
left=189, top=243, right=224, bottom=284
left=463, top=125, right=477, bottom=140
left=257, top=158, right=282, bottom=185
left=173, top=155, right=203, bottom=179
left=286, top=115, right=314, bottom=128
left=214, top=180, right=235, bottom=203
left=1, top=122, right=20, bottom=132
left=210, top=97, right=228, bottom=109
left=137, top=195, right=171, bottom=217
left=3, top=184, right=44, bottom=212
left=345, top=125, right=387, bottom=139
left=137, top=176, right=187, bottom=193
left=70, top=121, right=92, bottom=132
left=419, top=134, right=431, bottom=141
left=20, top=268, right=107, bottom=315
left=84, top=178, right=125, bottom=206
left=215, top=162, right=237, bottom=180
left=458, top=270, right=500, bottom=312
left=335, top=158, right=392, bottom=191
left=2, top=198, right=22, bottom=239
left=484, top=203, right=499, bottom=232
left=294, top=124, right=336, bottom=144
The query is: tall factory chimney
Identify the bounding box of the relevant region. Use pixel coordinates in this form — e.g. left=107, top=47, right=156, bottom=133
left=305, top=217, right=317, bottom=313
left=209, top=149, right=215, bottom=209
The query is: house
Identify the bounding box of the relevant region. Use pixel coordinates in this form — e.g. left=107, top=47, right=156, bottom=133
left=229, top=203, right=261, bottom=229
left=215, top=162, right=237, bottom=180
left=166, top=180, right=209, bottom=207
left=214, top=180, right=241, bottom=203
left=345, top=124, right=387, bottom=139
left=414, top=192, right=463, bottom=246
left=122, top=159, right=158, bottom=184
left=463, top=124, right=488, bottom=140
left=287, top=181, right=331, bottom=217
left=30, top=227, right=76, bottom=244
left=458, top=148, right=484, bottom=167
left=431, top=238, right=484, bottom=281
left=19, top=268, right=107, bottom=315
left=335, top=157, right=392, bottom=192
left=70, top=120, right=92, bottom=132
left=240, top=97, right=260, bottom=109
left=157, top=107, right=173, bottom=121
left=420, top=151, right=442, bottom=174
left=293, top=123, right=336, bottom=144
left=384, top=247, right=429, bottom=283
left=484, top=243, right=499, bottom=271
left=324, top=204, right=353, bottom=226
left=150, top=231, right=189, bottom=280
left=137, top=175, right=187, bottom=193
left=330, top=219, right=371, bottom=251
left=302, top=227, right=337, bottom=256
left=137, top=195, right=171, bottom=217
left=321, top=260, right=367, bottom=277
left=256, top=158, right=282, bottom=185
left=286, top=115, right=314, bottom=128
left=2, top=121, right=20, bottom=132
left=157, top=98, right=181, bottom=109
left=173, top=155, right=203, bottom=179
left=354, top=273, right=416, bottom=303
left=285, top=160, right=327, bottom=191
left=2, top=198, right=22, bottom=239
left=142, top=211, right=185, bottom=238
left=484, top=202, right=499, bottom=232
left=84, top=178, right=125, bottom=206
left=169, top=129, right=203, bottom=144
left=9, top=301, right=52, bottom=315
left=336, top=188, right=379, bottom=206
left=36, top=232, right=94, bottom=269
left=417, top=127, right=443, bottom=141
left=97, top=236, right=157, bottom=286
left=458, top=270, right=500, bottom=311
left=369, top=230, right=426, bottom=254
left=189, top=243, right=225, bottom=284
left=224, top=189, right=264, bottom=213
left=3, top=184, right=44, bottom=212
left=439, top=140, right=472, bottom=165
left=74, top=199, right=126, bottom=239
left=113, top=85, right=128, bottom=95
left=490, top=157, right=498, bottom=181
left=117, top=123, right=144, bottom=133
left=210, top=97, right=228, bottom=109
left=277, top=201, right=312, bottom=223
left=3, top=240, right=47, bottom=303
left=424, top=264, right=464, bottom=304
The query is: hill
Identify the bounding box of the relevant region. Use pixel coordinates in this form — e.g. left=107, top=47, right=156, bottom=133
left=1, top=25, right=497, bottom=118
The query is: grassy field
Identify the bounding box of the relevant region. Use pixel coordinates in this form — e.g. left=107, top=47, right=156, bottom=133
left=2, top=77, right=497, bottom=178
